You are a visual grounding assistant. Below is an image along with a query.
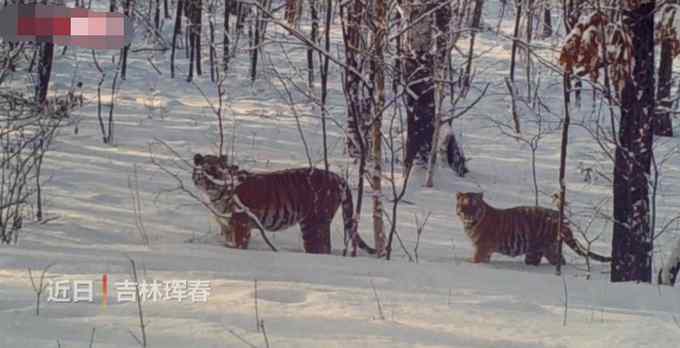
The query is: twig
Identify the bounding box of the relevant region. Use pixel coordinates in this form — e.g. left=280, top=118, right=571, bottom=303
left=28, top=262, right=56, bottom=316
left=127, top=257, right=147, bottom=347
left=227, top=329, right=259, bottom=348
left=414, top=212, right=431, bottom=263
left=254, top=279, right=260, bottom=333
left=128, top=164, right=149, bottom=246
left=260, top=320, right=271, bottom=348
left=370, top=279, right=385, bottom=320
left=562, top=274, right=568, bottom=327
left=88, top=327, right=96, bottom=348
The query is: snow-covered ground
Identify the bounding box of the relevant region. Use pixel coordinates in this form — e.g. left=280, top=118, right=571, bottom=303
left=2, top=1, right=680, bottom=347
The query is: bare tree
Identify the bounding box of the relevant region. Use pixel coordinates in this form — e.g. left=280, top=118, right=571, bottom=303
left=655, top=2, right=677, bottom=137
left=371, top=0, right=387, bottom=256
left=611, top=0, right=655, bottom=283
left=171, top=0, right=184, bottom=78
left=35, top=42, right=53, bottom=104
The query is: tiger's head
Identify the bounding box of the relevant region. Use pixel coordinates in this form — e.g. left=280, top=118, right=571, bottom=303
left=193, top=153, right=227, bottom=194
left=456, top=192, right=486, bottom=230
left=193, top=153, right=253, bottom=202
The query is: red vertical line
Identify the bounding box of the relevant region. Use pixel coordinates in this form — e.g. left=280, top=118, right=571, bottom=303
left=102, top=273, right=109, bottom=308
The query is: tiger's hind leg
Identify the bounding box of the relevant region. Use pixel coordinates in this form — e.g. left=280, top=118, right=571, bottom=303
left=300, top=220, right=331, bottom=254
left=544, top=243, right=566, bottom=266
left=471, top=246, right=493, bottom=263
left=524, top=251, right=543, bottom=266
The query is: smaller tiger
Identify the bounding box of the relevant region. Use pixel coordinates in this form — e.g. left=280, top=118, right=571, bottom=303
left=455, top=192, right=611, bottom=265
left=192, top=153, right=375, bottom=254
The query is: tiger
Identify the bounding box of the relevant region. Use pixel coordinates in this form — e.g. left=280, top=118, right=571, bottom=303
left=455, top=192, right=611, bottom=265
left=192, top=153, right=376, bottom=255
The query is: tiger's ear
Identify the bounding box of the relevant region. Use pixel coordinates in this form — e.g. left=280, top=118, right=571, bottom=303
left=456, top=192, right=462, bottom=199
left=193, top=153, right=204, bottom=166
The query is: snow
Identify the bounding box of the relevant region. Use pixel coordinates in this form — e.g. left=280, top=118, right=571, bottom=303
left=2, top=1, right=680, bottom=347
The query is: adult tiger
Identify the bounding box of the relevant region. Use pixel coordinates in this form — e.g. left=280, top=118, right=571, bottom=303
left=192, top=153, right=375, bottom=254
left=455, top=192, right=611, bottom=265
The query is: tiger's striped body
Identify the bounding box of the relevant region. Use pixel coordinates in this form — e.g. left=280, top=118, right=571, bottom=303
left=456, top=192, right=611, bottom=265
left=192, top=154, right=375, bottom=254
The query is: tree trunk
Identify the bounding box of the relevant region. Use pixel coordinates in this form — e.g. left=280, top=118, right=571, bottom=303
left=508, top=0, right=521, bottom=133
left=307, top=0, right=318, bottom=88
left=424, top=0, right=453, bottom=186
left=319, top=0, right=332, bottom=170
left=155, top=0, right=161, bottom=29
left=659, top=237, right=680, bottom=285
left=655, top=2, right=676, bottom=137
left=556, top=73, right=572, bottom=276
left=187, top=0, right=195, bottom=81
left=525, top=0, right=533, bottom=99
left=509, top=0, right=521, bottom=83
left=224, top=0, right=230, bottom=71
left=195, top=0, right=203, bottom=76
left=341, top=0, right=371, bottom=256
left=344, top=0, right=370, bottom=159
left=542, top=2, right=552, bottom=37
left=251, top=0, right=262, bottom=82
left=35, top=42, right=54, bottom=104
left=404, top=0, right=435, bottom=168
left=372, top=0, right=386, bottom=257
left=120, top=0, right=133, bottom=80
left=171, top=0, right=184, bottom=78
left=209, top=1, right=216, bottom=82
left=611, top=0, right=655, bottom=283
left=463, top=0, right=483, bottom=88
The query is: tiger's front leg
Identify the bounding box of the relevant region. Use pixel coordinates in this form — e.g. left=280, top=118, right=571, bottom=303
left=227, top=215, right=252, bottom=249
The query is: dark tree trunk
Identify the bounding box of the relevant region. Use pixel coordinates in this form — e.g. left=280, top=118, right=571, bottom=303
left=509, top=0, right=521, bottom=83
left=319, top=0, right=332, bottom=170
left=209, top=1, right=216, bottom=82
left=187, top=0, right=195, bottom=81
left=187, top=0, right=202, bottom=80
left=307, top=0, right=318, bottom=88
left=171, top=0, right=184, bottom=78
left=463, top=0, right=483, bottom=88
left=556, top=73, right=572, bottom=276
left=656, top=3, right=675, bottom=137
left=343, top=0, right=370, bottom=159
left=224, top=0, right=230, bottom=71
left=251, top=1, right=261, bottom=82
left=195, top=0, right=203, bottom=76
left=404, top=0, right=436, bottom=168
left=155, top=0, right=161, bottom=29
left=36, top=42, right=54, bottom=104
left=542, top=3, right=552, bottom=37
left=611, top=0, right=655, bottom=283
left=120, top=0, right=133, bottom=80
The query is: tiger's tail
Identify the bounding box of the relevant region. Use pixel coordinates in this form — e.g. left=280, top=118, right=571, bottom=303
left=342, top=184, right=376, bottom=255
left=561, top=225, right=611, bottom=262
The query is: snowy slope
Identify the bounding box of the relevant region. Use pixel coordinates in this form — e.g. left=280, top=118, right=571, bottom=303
left=2, top=1, right=680, bottom=347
